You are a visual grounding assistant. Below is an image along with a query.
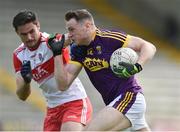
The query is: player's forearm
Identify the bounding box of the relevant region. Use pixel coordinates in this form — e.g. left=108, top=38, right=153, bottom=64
left=16, top=76, right=31, bottom=101
left=138, top=41, right=156, bottom=66
left=128, top=36, right=156, bottom=67
left=54, top=55, right=69, bottom=91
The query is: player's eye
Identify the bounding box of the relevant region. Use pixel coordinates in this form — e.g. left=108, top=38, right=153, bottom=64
left=29, top=29, right=35, bottom=34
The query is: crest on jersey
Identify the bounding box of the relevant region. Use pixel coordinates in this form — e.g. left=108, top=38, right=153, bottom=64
left=96, top=45, right=102, bottom=54
left=38, top=53, right=44, bottom=62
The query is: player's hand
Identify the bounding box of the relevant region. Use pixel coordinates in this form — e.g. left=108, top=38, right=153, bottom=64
left=48, top=34, right=65, bottom=56
left=118, top=62, right=142, bottom=78
left=21, top=61, right=32, bottom=84
left=70, top=44, right=87, bottom=58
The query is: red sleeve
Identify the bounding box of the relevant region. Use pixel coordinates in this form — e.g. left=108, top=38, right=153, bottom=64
left=62, top=47, right=70, bottom=64
left=13, top=52, right=22, bottom=72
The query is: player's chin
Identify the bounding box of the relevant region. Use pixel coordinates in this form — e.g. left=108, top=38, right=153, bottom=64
left=78, top=41, right=87, bottom=46
left=27, top=42, right=36, bottom=48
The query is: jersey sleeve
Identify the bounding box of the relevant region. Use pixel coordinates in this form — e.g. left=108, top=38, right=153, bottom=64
left=13, top=52, right=22, bottom=73
left=109, top=30, right=129, bottom=48
left=122, top=34, right=131, bottom=48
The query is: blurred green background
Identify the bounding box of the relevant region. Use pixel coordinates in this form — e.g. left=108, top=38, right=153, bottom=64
left=0, top=0, right=180, bottom=131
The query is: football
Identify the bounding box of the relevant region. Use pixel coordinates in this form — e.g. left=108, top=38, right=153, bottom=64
left=110, top=47, right=138, bottom=75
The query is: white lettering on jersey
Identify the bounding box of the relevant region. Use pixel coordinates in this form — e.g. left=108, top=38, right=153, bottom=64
left=33, top=66, right=48, bottom=81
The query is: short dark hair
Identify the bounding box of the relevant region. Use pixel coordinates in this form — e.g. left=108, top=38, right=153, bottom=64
left=65, top=9, right=93, bottom=22
left=12, top=10, right=37, bottom=31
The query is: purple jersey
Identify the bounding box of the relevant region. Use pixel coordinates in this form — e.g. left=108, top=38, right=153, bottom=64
left=70, top=29, right=142, bottom=105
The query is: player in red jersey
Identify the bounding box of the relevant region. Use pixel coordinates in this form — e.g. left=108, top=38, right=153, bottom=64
left=12, top=10, right=92, bottom=131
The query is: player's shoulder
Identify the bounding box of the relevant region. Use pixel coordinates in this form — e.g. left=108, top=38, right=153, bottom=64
left=96, top=28, right=127, bottom=39
left=41, top=32, right=50, bottom=38
left=96, top=28, right=129, bottom=44
left=40, top=32, right=50, bottom=43
left=97, top=28, right=127, bottom=36
left=13, top=43, right=26, bottom=56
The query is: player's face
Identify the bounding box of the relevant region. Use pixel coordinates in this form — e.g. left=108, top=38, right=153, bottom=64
left=16, top=21, right=40, bottom=48
left=66, top=18, right=89, bottom=46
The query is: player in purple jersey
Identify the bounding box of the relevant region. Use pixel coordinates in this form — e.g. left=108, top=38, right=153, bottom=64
left=48, top=9, right=156, bottom=131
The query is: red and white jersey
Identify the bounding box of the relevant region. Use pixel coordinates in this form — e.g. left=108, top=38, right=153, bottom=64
left=13, top=32, right=87, bottom=108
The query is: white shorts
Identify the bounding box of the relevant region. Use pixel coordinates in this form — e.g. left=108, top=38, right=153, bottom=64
left=108, top=91, right=148, bottom=130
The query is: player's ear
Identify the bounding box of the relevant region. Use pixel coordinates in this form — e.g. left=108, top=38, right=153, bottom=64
left=85, top=20, right=91, bottom=29
left=15, top=28, right=20, bottom=35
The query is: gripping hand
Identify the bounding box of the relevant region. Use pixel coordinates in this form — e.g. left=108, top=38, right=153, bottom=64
left=21, top=61, right=32, bottom=83
left=48, top=34, right=65, bottom=56
left=118, top=62, right=142, bottom=78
